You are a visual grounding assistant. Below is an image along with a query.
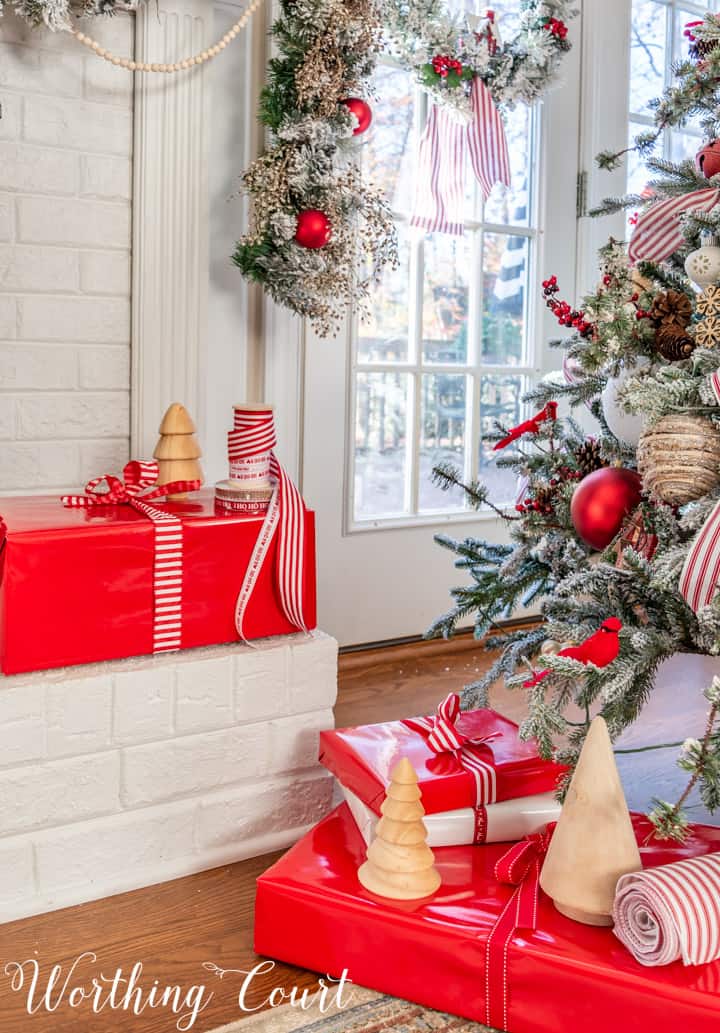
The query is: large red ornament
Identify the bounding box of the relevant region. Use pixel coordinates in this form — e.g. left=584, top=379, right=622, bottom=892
left=696, top=140, right=720, bottom=179
left=294, top=209, right=332, bottom=249
left=341, top=97, right=372, bottom=135
left=570, top=467, right=642, bottom=551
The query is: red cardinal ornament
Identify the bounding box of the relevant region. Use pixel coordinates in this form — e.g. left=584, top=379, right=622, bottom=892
left=524, top=617, right=622, bottom=687
left=295, top=210, right=332, bottom=249
left=696, top=140, right=720, bottom=180
left=570, top=467, right=642, bottom=551
left=493, top=402, right=558, bottom=451
left=341, top=97, right=372, bottom=135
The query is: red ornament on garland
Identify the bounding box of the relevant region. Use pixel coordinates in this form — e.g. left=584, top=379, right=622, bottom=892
left=696, top=140, right=720, bottom=179
left=570, top=467, right=642, bottom=551
left=341, top=97, right=372, bottom=135
left=295, top=210, right=332, bottom=249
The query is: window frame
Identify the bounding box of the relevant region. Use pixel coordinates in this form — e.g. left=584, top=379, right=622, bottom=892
left=345, top=63, right=545, bottom=533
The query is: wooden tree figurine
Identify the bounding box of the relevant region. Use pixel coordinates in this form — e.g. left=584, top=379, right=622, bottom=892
left=153, top=403, right=203, bottom=500
left=358, top=757, right=441, bottom=900
left=539, top=716, right=642, bottom=926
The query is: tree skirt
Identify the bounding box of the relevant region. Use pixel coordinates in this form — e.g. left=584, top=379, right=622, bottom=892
left=210, top=986, right=493, bottom=1032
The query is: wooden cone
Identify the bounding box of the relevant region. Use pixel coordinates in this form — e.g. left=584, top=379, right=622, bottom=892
left=154, top=403, right=204, bottom=500
left=539, top=716, right=642, bottom=926
left=358, top=758, right=441, bottom=901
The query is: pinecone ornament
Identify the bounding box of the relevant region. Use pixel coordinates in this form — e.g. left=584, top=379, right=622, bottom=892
left=647, top=290, right=692, bottom=330
left=655, top=324, right=696, bottom=361
left=574, top=439, right=605, bottom=477
left=533, top=485, right=556, bottom=516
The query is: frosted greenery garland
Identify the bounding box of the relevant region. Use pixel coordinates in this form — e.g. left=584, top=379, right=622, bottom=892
left=0, top=0, right=138, bottom=31
left=382, top=0, right=575, bottom=119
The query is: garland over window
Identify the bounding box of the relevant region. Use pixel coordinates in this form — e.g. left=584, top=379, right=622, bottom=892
left=234, top=0, right=576, bottom=335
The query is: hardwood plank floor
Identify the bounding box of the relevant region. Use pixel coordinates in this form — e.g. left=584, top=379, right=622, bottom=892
left=0, top=634, right=516, bottom=1033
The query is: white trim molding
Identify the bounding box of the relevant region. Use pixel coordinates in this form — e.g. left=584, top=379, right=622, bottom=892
left=131, top=0, right=213, bottom=458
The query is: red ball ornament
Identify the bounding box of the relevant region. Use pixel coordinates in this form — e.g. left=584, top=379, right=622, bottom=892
left=696, top=140, right=720, bottom=179
left=294, top=209, right=332, bottom=249
left=570, top=467, right=642, bottom=551
left=341, top=97, right=372, bottom=135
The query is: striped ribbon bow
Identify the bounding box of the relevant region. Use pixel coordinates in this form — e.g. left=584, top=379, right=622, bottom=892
left=404, top=692, right=499, bottom=805
left=628, top=188, right=720, bottom=264
left=411, top=77, right=511, bottom=237
left=63, top=461, right=201, bottom=655
left=230, top=407, right=309, bottom=639
left=62, top=460, right=200, bottom=508
left=485, top=827, right=555, bottom=1030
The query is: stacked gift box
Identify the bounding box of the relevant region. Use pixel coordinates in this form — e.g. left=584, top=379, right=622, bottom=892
left=254, top=696, right=720, bottom=1032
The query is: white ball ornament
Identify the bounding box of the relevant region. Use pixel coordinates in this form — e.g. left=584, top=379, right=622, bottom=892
left=601, top=357, right=650, bottom=448
left=685, top=231, right=720, bottom=290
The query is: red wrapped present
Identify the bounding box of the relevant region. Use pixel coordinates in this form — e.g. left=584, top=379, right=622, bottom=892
left=0, top=479, right=316, bottom=674
left=255, top=804, right=720, bottom=1033
left=319, top=694, right=566, bottom=818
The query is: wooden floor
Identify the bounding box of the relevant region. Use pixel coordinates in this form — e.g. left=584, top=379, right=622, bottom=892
left=0, top=634, right=522, bottom=1033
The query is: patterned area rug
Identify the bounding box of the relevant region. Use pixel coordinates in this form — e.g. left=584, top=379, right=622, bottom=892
left=211, top=986, right=493, bottom=1032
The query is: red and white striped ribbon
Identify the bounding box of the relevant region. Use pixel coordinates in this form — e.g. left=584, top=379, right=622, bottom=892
left=707, top=370, right=720, bottom=404
left=679, top=501, right=720, bottom=612
left=411, top=77, right=510, bottom=237
left=231, top=407, right=309, bottom=639
left=613, top=852, right=720, bottom=966
left=628, top=188, right=720, bottom=264
left=404, top=692, right=498, bottom=805
left=62, top=460, right=201, bottom=654
left=228, top=407, right=275, bottom=482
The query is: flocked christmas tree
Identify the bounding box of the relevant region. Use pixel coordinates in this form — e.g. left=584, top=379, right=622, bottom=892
left=430, top=12, right=720, bottom=841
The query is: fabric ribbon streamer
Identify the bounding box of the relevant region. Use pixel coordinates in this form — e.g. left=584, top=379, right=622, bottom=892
left=613, top=852, right=720, bottom=966
left=493, top=401, right=557, bottom=451
left=628, top=188, right=720, bottom=264
left=679, top=500, right=720, bottom=612
left=706, top=370, right=720, bottom=405
left=411, top=76, right=511, bottom=236
left=485, top=827, right=554, bottom=1029
left=62, top=460, right=201, bottom=654
left=404, top=692, right=499, bottom=805
left=230, top=406, right=309, bottom=639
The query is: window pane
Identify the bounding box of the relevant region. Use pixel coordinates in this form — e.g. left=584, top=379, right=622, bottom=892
left=366, top=64, right=415, bottom=216
left=480, top=375, right=526, bottom=504
left=419, top=373, right=468, bottom=512
left=358, top=222, right=411, bottom=363
left=484, top=104, right=533, bottom=228
left=670, top=129, right=702, bottom=165
left=354, top=372, right=410, bottom=519
left=627, top=122, right=651, bottom=195
left=482, top=233, right=527, bottom=365
left=422, top=233, right=471, bottom=365
left=630, top=0, right=666, bottom=118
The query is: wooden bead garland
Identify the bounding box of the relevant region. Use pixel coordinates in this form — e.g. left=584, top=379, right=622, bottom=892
left=637, top=414, right=720, bottom=505
left=71, top=0, right=265, bottom=74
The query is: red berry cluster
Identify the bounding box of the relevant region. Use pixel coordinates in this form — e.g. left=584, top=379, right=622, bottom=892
left=432, top=54, right=463, bottom=78
left=516, top=498, right=551, bottom=516
left=515, top=468, right=582, bottom=517
left=542, top=275, right=593, bottom=338
left=543, top=18, right=568, bottom=40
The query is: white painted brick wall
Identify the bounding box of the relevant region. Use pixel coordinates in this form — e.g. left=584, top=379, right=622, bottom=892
left=0, top=11, right=133, bottom=495
left=0, top=631, right=339, bottom=921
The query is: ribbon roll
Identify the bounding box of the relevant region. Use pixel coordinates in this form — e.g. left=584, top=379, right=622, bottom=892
left=404, top=692, right=499, bottom=805
left=228, top=407, right=275, bottom=483
left=62, top=460, right=202, bottom=654
left=628, top=188, right=720, bottom=264
left=230, top=406, right=310, bottom=639
left=411, top=76, right=511, bottom=237
left=614, top=852, right=720, bottom=966
left=485, top=828, right=555, bottom=1030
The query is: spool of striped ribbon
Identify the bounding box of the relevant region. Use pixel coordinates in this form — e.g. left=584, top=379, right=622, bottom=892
left=613, top=852, right=720, bottom=966
left=223, top=406, right=310, bottom=639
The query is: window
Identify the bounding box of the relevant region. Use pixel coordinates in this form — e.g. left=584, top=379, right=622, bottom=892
left=627, top=0, right=713, bottom=196
left=350, top=54, right=540, bottom=528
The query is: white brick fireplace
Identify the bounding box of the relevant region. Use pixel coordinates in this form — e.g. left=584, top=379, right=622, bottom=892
left=0, top=632, right=337, bottom=922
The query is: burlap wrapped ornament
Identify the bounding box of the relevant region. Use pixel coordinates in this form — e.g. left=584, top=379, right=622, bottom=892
left=637, top=414, right=720, bottom=505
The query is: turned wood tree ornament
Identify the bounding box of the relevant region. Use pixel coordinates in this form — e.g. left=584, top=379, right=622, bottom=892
left=153, top=403, right=203, bottom=500
left=539, top=716, right=641, bottom=926
left=358, top=757, right=442, bottom=900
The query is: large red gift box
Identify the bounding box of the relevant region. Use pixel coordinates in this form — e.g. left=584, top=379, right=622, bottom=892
left=319, top=707, right=566, bottom=815
left=255, top=804, right=720, bottom=1033
left=0, top=490, right=316, bottom=674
